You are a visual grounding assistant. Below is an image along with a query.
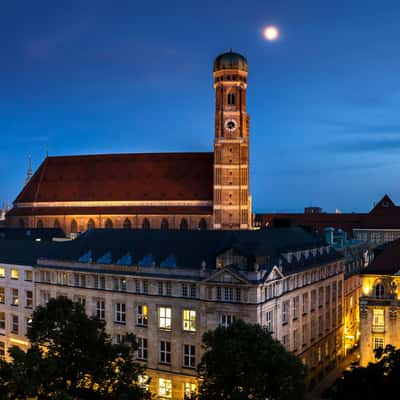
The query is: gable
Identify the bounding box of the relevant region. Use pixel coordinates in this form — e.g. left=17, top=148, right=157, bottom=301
left=204, top=268, right=249, bottom=285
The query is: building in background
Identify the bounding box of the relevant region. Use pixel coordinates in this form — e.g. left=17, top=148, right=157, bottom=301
left=256, top=194, right=400, bottom=245
left=6, top=51, right=252, bottom=234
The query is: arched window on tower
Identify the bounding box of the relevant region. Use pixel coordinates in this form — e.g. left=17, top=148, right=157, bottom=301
left=375, top=283, right=385, bottom=298
left=227, top=92, right=236, bottom=106
left=198, top=218, right=207, bottom=230
left=142, top=218, right=150, bottom=230
left=87, top=219, right=95, bottom=230
left=105, top=219, right=113, bottom=229
left=37, top=219, right=44, bottom=229
left=18, top=218, right=25, bottom=228
left=71, top=219, right=78, bottom=234
left=53, top=219, right=61, bottom=229
left=180, top=218, right=188, bottom=230
left=123, top=218, right=132, bottom=229
left=160, top=218, right=169, bottom=230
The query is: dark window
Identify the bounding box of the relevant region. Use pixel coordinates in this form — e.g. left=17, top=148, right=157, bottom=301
left=70, top=219, right=78, bottom=233
left=105, top=219, right=113, bottom=229
left=180, top=218, right=188, bottom=230
left=227, top=93, right=236, bottom=105
left=18, top=219, right=25, bottom=228
left=36, top=219, right=44, bottom=229
left=161, top=218, right=169, bottom=230
left=142, top=218, right=150, bottom=230
left=87, top=219, right=95, bottom=230
left=198, top=218, right=207, bottom=230
left=53, top=219, right=60, bottom=229
left=123, top=218, right=132, bottom=229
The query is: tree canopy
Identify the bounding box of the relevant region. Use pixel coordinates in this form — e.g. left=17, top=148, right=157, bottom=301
left=0, top=297, right=151, bottom=400
left=329, top=345, right=400, bottom=400
left=195, top=319, right=307, bottom=400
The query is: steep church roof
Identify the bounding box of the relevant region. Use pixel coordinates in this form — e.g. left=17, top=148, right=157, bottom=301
left=14, top=152, right=214, bottom=204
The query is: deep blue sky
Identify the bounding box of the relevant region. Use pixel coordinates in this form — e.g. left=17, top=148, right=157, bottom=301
left=1, top=0, right=400, bottom=213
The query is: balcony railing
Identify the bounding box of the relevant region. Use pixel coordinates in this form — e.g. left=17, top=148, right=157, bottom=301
left=372, top=324, right=385, bottom=333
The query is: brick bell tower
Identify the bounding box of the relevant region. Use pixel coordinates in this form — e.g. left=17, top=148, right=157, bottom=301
left=213, top=50, right=252, bottom=229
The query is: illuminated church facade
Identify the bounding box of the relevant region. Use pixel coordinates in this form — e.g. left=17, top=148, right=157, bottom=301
left=7, top=51, right=252, bottom=233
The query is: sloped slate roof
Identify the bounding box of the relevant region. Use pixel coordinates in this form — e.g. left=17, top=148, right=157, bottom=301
left=364, top=239, right=400, bottom=275
left=14, top=152, right=214, bottom=204
left=41, top=227, right=327, bottom=270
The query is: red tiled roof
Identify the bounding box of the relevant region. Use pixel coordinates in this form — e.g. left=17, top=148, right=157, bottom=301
left=14, top=153, right=214, bottom=203
left=255, top=213, right=366, bottom=237
left=364, top=239, right=400, bottom=275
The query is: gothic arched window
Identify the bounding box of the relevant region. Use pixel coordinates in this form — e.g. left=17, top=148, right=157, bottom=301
left=70, top=219, right=78, bottom=234
left=18, top=218, right=25, bottom=228
left=142, top=218, right=150, bottom=230
left=87, top=219, right=95, bottom=230
left=227, top=92, right=236, bottom=105
left=198, top=218, right=207, bottom=231
left=105, top=219, right=113, bottom=229
left=37, top=219, right=44, bottom=229
left=375, top=283, right=385, bottom=298
left=123, top=218, right=132, bottom=229
left=180, top=218, right=188, bottom=230
left=53, top=219, right=61, bottom=229
left=161, top=218, right=169, bottom=230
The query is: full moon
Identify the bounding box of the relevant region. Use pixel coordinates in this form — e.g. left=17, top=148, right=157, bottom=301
left=263, top=26, right=279, bottom=41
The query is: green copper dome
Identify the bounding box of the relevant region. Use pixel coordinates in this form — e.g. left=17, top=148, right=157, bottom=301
left=213, top=50, right=248, bottom=72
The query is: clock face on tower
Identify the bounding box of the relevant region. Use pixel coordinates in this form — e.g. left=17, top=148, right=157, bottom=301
left=225, top=119, right=237, bottom=133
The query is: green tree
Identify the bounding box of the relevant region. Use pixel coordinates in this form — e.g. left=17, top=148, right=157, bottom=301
left=0, top=297, right=152, bottom=400
left=195, top=319, right=307, bottom=400
left=329, top=345, right=400, bottom=400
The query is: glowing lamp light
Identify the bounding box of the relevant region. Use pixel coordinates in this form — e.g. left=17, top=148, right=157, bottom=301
left=263, top=26, right=280, bottom=41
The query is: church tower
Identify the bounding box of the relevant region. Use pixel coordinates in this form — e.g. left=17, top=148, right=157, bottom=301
left=213, top=51, right=251, bottom=229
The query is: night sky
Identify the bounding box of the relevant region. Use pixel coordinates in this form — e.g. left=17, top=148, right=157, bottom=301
left=1, top=0, right=400, bottom=213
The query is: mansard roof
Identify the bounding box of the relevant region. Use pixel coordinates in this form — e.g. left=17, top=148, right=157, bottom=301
left=364, top=239, right=400, bottom=275
left=40, top=227, right=332, bottom=271
left=14, top=152, right=214, bottom=204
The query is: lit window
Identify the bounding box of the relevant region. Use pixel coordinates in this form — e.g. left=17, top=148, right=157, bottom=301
left=24, top=271, right=33, bottom=281
left=113, top=277, right=127, bottom=291
left=11, top=269, right=19, bottom=280
left=0, top=342, right=5, bottom=360
left=12, top=289, right=19, bottom=306
left=220, top=314, right=235, bottom=328
left=0, top=268, right=4, bottom=278
left=96, top=300, right=105, bottom=320
left=373, top=309, right=385, bottom=332
left=137, top=337, right=148, bottom=360
left=159, top=378, right=172, bottom=398
left=114, top=303, right=126, bottom=323
left=138, top=375, right=149, bottom=391
left=160, top=340, right=171, bottom=364
left=183, top=310, right=196, bottom=332
left=183, top=344, right=196, bottom=368
left=137, top=305, right=148, bottom=327
left=373, top=336, right=384, bottom=350
left=159, top=307, right=172, bottom=330
left=184, top=383, right=197, bottom=399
